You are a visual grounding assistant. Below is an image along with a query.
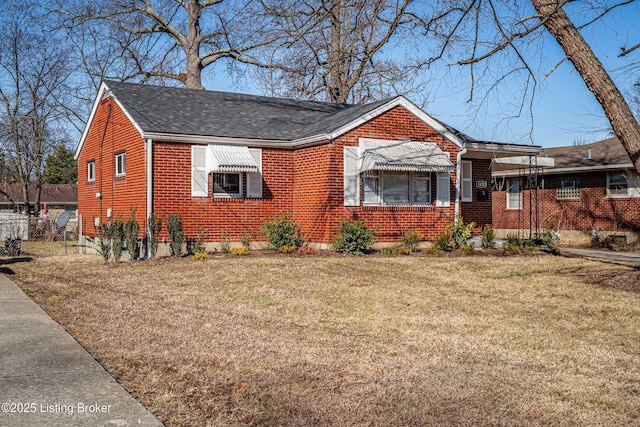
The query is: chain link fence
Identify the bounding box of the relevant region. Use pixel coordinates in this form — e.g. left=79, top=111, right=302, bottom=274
left=0, top=213, right=78, bottom=257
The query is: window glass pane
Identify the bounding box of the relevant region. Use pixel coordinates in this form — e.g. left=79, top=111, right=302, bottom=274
left=214, top=173, right=240, bottom=195
left=383, top=173, right=409, bottom=204
left=363, top=176, right=379, bottom=204
left=88, top=162, right=95, bottom=181
left=507, top=178, right=522, bottom=209
left=412, top=175, right=430, bottom=204
left=609, top=173, right=628, bottom=195
left=116, top=153, right=126, bottom=175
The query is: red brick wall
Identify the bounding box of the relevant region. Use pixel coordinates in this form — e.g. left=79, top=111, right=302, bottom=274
left=292, top=106, right=460, bottom=242
left=492, top=171, right=640, bottom=233
left=77, top=97, right=147, bottom=237
left=152, top=143, right=294, bottom=242
left=461, top=158, right=492, bottom=229
left=79, top=102, right=463, bottom=244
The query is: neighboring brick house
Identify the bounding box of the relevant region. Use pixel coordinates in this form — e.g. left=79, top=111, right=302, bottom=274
left=76, top=81, right=539, bottom=253
left=492, top=137, right=640, bottom=243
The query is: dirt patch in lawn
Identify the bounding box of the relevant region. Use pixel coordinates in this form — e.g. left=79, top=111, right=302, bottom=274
left=576, top=268, right=640, bottom=293
left=8, top=254, right=640, bottom=426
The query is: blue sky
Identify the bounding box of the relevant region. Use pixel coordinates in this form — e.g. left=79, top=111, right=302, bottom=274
left=205, top=2, right=639, bottom=149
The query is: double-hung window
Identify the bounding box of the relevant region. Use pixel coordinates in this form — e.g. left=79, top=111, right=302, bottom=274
left=115, top=152, right=126, bottom=177
left=87, top=161, right=95, bottom=182
left=362, top=171, right=431, bottom=206
left=461, top=161, right=472, bottom=202
left=506, top=178, right=522, bottom=210
left=607, top=172, right=628, bottom=197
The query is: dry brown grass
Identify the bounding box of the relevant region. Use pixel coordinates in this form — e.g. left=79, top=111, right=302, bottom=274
left=6, top=252, right=640, bottom=426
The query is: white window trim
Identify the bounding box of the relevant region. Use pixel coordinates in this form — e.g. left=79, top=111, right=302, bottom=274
left=87, top=161, right=95, bottom=182
left=606, top=172, right=632, bottom=198
left=213, top=172, right=243, bottom=198
left=361, top=171, right=432, bottom=206
left=461, top=160, right=472, bottom=202
left=506, top=178, right=522, bottom=210
left=115, top=152, right=126, bottom=177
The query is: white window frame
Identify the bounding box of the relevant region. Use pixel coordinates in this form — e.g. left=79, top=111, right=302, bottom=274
left=115, top=152, right=126, bottom=177
left=87, top=160, right=95, bottom=182
left=362, top=171, right=432, bottom=206
left=213, top=172, right=242, bottom=198
left=607, top=172, right=629, bottom=197
left=506, top=178, right=522, bottom=210
left=461, top=160, right=472, bottom=202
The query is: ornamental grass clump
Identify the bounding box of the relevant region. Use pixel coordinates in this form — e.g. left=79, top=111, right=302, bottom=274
left=333, top=220, right=377, bottom=255
left=402, top=229, right=422, bottom=252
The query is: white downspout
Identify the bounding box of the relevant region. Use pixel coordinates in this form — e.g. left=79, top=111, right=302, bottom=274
left=454, top=147, right=467, bottom=220
left=146, top=138, right=153, bottom=257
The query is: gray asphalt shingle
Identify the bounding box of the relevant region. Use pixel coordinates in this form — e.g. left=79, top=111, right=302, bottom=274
left=107, top=81, right=395, bottom=141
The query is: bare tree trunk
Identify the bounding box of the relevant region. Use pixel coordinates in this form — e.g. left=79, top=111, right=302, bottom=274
left=328, top=0, right=345, bottom=103
left=184, top=0, right=204, bottom=90
left=531, top=0, right=640, bottom=172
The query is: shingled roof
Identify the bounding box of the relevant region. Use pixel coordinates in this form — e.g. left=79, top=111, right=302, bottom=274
left=540, top=137, right=633, bottom=170
left=0, top=184, right=77, bottom=206
left=106, top=81, right=394, bottom=141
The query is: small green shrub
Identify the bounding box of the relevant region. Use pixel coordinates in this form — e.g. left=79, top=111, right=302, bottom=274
left=402, top=229, right=422, bottom=252
left=124, top=213, right=140, bottom=261
left=240, top=229, right=254, bottom=249
left=260, top=213, right=302, bottom=250
left=333, top=220, right=377, bottom=255
left=147, top=213, right=162, bottom=258
left=447, top=217, right=476, bottom=249
left=504, top=243, right=521, bottom=253
left=167, top=214, right=184, bottom=256
left=189, top=228, right=206, bottom=255
left=480, top=224, right=496, bottom=249
left=111, top=220, right=125, bottom=262
left=220, top=230, right=231, bottom=253
left=379, top=248, right=393, bottom=255
left=506, top=233, right=521, bottom=247
left=540, top=229, right=560, bottom=254
left=460, top=244, right=476, bottom=255
left=424, top=247, right=441, bottom=256
left=97, top=223, right=113, bottom=262
left=433, top=233, right=450, bottom=251
left=230, top=246, right=249, bottom=256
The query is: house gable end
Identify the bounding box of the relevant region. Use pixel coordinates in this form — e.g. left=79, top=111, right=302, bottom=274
left=75, top=82, right=145, bottom=160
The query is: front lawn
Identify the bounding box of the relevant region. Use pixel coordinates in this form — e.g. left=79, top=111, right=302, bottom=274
left=8, top=253, right=640, bottom=426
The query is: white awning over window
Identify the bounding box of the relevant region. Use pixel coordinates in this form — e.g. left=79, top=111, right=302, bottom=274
left=359, top=139, right=454, bottom=173
left=209, top=145, right=259, bottom=173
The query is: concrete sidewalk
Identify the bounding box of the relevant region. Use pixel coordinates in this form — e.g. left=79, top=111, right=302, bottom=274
left=0, top=274, right=163, bottom=427
left=562, top=247, right=640, bottom=264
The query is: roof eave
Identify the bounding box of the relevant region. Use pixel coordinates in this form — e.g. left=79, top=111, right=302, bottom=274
left=492, top=163, right=635, bottom=177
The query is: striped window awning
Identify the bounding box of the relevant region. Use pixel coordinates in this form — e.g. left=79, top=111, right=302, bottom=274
left=360, top=139, right=454, bottom=173
left=210, top=145, right=259, bottom=173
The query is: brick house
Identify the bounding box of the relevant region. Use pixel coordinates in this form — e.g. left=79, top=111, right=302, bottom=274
left=492, top=137, right=640, bottom=244
left=76, top=81, right=539, bottom=253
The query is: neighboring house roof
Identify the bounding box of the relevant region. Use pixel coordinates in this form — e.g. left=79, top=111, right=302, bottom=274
left=76, top=80, right=539, bottom=158
left=492, top=137, right=635, bottom=177
left=0, top=184, right=77, bottom=206
left=540, top=137, right=633, bottom=171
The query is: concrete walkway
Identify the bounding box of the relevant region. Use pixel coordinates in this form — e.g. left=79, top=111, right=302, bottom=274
left=562, top=247, right=640, bottom=264
left=0, top=274, right=163, bottom=427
